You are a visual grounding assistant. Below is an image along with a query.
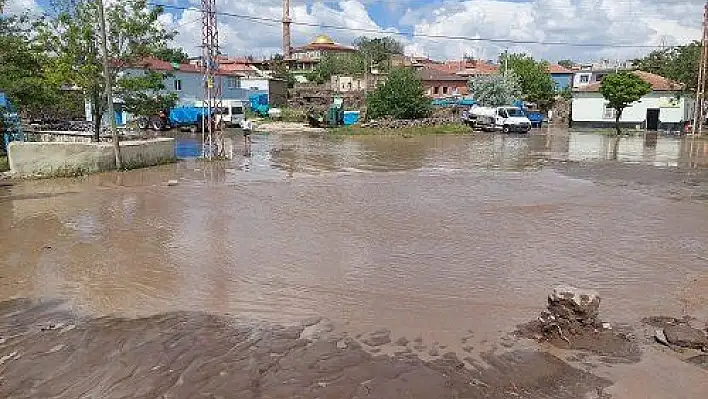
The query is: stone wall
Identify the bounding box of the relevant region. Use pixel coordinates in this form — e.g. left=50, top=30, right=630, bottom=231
left=8, top=138, right=175, bottom=177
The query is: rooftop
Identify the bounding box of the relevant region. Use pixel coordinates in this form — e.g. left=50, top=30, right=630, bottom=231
left=573, top=70, right=682, bottom=92
left=129, top=58, right=244, bottom=77
left=417, top=67, right=470, bottom=82
left=549, top=64, right=573, bottom=74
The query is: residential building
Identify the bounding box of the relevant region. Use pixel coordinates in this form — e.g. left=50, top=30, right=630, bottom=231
left=548, top=64, right=574, bottom=90
left=571, top=71, right=694, bottom=131
left=439, top=60, right=499, bottom=78
left=417, top=68, right=469, bottom=98
left=289, top=35, right=357, bottom=73
left=85, top=58, right=286, bottom=126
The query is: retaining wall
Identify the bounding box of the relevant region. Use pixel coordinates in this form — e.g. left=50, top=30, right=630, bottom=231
left=8, top=138, right=175, bottom=177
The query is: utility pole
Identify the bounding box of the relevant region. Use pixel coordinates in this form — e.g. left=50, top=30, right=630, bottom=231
left=503, top=48, right=508, bottom=77
left=97, top=0, right=122, bottom=169
left=282, top=0, right=292, bottom=59
left=201, top=0, right=224, bottom=159
left=693, top=1, right=708, bottom=136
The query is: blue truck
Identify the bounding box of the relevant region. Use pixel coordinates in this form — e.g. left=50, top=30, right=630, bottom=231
left=137, top=105, right=216, bottom=132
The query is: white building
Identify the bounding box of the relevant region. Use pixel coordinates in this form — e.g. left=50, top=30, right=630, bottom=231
left=86, top=58, right=286, bottom=126
left=571, top=71, right=694, bottom=131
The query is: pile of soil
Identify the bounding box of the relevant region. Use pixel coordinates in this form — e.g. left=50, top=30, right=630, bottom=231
left=0, top=298, right=612, bottom=399
left=517, top=286, right=640, bottom=363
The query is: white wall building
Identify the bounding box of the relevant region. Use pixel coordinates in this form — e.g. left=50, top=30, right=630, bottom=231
left=571, top=71, right=694, bottom=131
left=85, top=59, right=285, bottom=126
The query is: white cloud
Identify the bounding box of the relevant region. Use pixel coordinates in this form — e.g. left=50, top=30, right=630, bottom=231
left=161, top=0, right=703, bottom=62
left=402, top=0, right=703, bottom=61
left=2, top=0, right=41, bottom=15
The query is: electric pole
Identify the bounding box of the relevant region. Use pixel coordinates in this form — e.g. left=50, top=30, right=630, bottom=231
left=692, top=1, right=708, bottom=136
left=201, top=0, right=224, bottom=159
left=97, top=0, right=122, bottom=169
left=282, top=0, right=292, bottom=59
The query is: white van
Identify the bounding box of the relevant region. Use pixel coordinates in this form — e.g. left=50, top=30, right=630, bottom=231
left=462, top=106, right=532, bottom=133
left=194, top=100, right=245, bottom=128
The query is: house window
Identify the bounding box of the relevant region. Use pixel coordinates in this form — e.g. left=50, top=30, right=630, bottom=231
left=603, top=105, right=616, bottom=120
left=228, top=77, right=241, bottom=89
left=433, top=86, right=439, bottom=95
left=173, top=79, right=182, bottom=91
left=442, top=86, right=448, bottom=95
left=595, top=74, right=605, bottom=82
left=579, top=75, right=589, bottom=83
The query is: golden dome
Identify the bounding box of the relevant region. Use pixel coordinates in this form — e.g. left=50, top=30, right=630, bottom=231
left=312, top=34, right=334, bottom=45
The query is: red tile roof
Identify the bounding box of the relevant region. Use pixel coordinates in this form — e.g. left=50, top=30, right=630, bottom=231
left=574, top=70, right=682, bottom=92
left=127, top=57, right=243, bottom=77
left=417, top=67, right=470, bottom=82
left=549, top=64, right=573, bottom=74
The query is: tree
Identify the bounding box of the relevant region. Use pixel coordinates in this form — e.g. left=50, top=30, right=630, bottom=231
left=309, top=53, right=366, bottom=84
left=153, top=47, right=190, bottom=64
left=268, top=54, right=296, bottom=88
left=468, top=72, right=522, bottom=106
left=367, top=68, right=430, bottom=120
left=0, top=10, right=61, bottom=116
left=353, top=36, right=404, bottom=72
left=500, top=53, right=557, bottom=111
left=558, top=59, right=574, bottom=69
left=632, top=42, right=700, bottom=93
left=41, top=0, right=177, bottom=140
left=599, top=72, right=652, bottom=135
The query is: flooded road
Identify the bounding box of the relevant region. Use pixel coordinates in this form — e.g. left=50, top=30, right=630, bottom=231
left=1, top=129, right=707, bottom=397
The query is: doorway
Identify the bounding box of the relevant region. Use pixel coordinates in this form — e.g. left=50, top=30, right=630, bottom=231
left=646, top=108, right=659, bottom=131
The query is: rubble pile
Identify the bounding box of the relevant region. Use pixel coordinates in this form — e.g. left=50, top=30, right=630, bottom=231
left=645, top=316, right=708, bottom=351
left=527, top=285, right=608, bottom=343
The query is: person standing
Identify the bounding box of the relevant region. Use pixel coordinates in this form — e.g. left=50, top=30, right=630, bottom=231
left=241, top=117, right=253, bottom=146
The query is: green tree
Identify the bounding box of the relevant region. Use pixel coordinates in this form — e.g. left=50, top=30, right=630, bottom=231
left=599, top=72, right=652, bottom=135
left=500, top=53, right=557, bottom=111
left=468, top=72, right=522, bottom=106
left=367, top=68, right=430, bottom=120
left=632, top=42, right=700, bottom=92
left=41, top=0, right=177, bottom=140
left=558, top=59, right=574, bottom=69
left=0, top=10, right=60, bottom=116
left=268, top=54, right=296, bottom=88
left=353, top=36, right=404, bottom=72
left=153, top=47, right=190, bottom=64
left=309, top=53, right=366, bottom=84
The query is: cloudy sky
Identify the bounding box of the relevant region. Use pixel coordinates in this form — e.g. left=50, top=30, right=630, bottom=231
left=9, top=0, right=705, bottom=62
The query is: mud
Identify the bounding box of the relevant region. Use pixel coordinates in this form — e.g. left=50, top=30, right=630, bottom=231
left=516, top=320, right=641, bottom=363
left=0, top=299, right=611, bottom=399
left=2, top=129, right=708, bottom=396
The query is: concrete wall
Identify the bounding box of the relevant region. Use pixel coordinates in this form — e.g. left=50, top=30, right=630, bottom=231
left=572, top=92, right=692, bottom=125
left=8, top=138, right=175, bottom=177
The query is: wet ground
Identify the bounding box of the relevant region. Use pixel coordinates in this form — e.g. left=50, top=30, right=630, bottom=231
left=1, top=128, right=707, bottom=397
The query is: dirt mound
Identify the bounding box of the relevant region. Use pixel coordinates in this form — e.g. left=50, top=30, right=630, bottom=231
left=0, top=298, right=611, bottom=399
left=517, top=286, right=640, bottom=362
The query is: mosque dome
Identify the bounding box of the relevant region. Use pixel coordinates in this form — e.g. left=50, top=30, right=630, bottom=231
left=312, top=35, right=335, bottom=45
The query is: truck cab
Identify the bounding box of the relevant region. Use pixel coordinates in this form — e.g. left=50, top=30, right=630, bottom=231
left=495, top=107, right=532, bottom=133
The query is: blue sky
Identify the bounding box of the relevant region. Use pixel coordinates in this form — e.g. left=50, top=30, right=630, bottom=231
left=11, top=0, right=706, bottom=62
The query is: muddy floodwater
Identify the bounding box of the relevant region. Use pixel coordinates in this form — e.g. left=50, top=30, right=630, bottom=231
left=1, top=129, right=708, bottom=398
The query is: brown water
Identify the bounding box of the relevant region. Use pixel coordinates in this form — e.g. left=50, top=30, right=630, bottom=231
left=2, top=130, right=708, bottom=330
left=1, top=129, right=708, bottom=397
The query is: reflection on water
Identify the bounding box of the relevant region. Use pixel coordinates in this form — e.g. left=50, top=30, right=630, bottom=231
left=1, top=128, right=707, bottom=352
left=168, top=130, right=708, bottom=179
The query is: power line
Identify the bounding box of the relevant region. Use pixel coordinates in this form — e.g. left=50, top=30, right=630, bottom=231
left=149, top=2, right=680, bottom=49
